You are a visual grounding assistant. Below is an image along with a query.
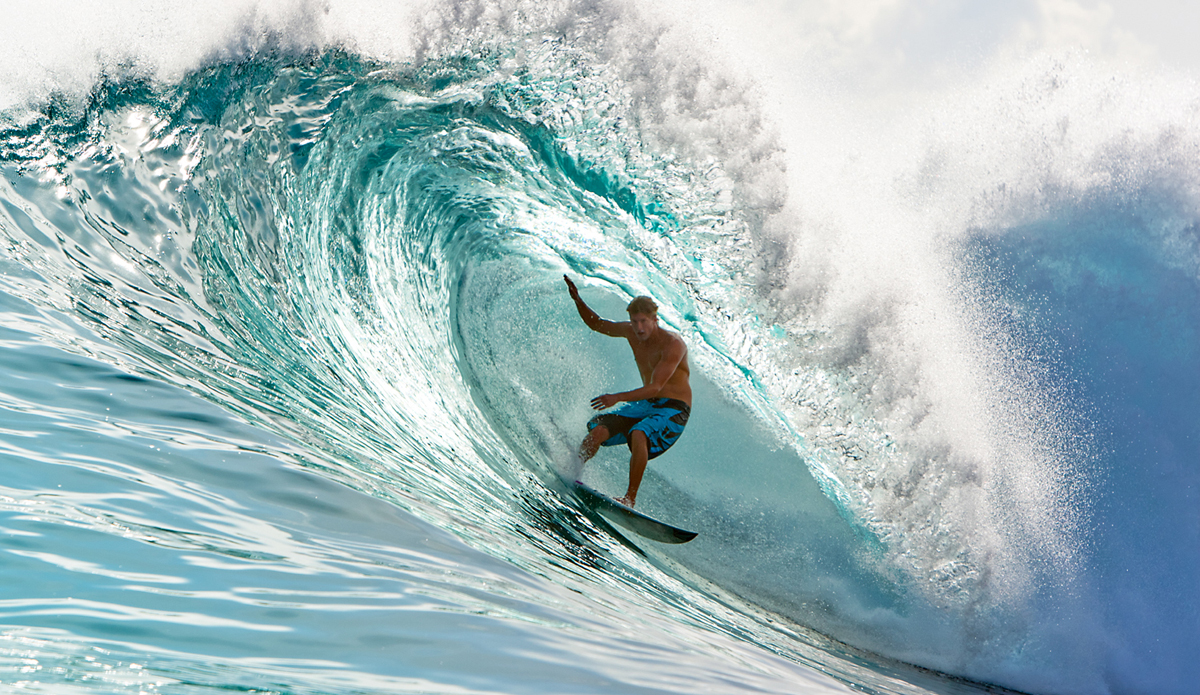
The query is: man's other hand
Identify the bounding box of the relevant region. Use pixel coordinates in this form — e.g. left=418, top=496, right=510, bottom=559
left=590, top=393, right=619, bottom=410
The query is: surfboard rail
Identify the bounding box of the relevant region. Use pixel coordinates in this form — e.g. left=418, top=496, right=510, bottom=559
left=572, top=482, right=698, bottom=544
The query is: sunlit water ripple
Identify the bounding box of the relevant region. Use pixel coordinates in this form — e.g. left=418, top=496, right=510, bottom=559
left=2, top=4, right=1199, bottom=694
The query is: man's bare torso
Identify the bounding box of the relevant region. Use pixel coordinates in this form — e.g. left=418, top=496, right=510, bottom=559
left=628, top=330, right=691, bottom=406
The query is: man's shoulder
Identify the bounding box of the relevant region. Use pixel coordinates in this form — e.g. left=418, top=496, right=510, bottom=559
left=598, top=318, right=633, bottom=337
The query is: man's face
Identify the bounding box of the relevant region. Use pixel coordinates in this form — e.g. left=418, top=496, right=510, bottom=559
left=629, top=312, right=657, bottom=342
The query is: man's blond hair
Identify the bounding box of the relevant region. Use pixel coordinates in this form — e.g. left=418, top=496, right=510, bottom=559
left=626, top=296, right=658, bottom=316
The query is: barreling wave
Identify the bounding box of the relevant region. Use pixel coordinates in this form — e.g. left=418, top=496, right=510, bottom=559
left=3, top=3, right=1200, bottom=693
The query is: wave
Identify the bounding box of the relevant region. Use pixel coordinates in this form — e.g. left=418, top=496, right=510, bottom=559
left=2, top=3, right=1199, bottom=694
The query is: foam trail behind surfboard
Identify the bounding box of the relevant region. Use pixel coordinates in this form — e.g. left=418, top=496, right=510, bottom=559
left=565, top=453, right=585, bottom=482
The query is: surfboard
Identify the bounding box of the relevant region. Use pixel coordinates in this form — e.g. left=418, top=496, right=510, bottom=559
left=572, top=481, right=698, bottom=544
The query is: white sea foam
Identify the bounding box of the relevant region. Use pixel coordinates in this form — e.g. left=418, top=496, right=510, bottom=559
left=4, top=3, right=1199, bottom=694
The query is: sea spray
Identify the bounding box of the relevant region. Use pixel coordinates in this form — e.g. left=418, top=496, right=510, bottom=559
left=1, top=2, right=1199, bottom=694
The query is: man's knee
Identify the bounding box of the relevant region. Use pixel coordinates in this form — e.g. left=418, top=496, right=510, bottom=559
left=629, top=429, right=648, bottom=451
left=588, top=425, right=610, bottom=442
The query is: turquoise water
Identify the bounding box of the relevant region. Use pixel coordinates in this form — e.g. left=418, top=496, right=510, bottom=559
left=2, top=3, right=1199, bottom=694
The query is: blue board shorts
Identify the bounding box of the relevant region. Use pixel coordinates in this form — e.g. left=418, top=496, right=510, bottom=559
left=587, top=398, right=690, bottom=460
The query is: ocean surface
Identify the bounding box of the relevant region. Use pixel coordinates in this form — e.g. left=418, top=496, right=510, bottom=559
left=1, top=2, right=1198, bottom=694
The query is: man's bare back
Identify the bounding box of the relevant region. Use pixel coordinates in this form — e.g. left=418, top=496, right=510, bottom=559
left=565, top=275, right=692, bottom=506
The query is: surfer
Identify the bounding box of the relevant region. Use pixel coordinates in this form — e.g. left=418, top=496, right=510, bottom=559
left=565, top=275, right=692, bottom=507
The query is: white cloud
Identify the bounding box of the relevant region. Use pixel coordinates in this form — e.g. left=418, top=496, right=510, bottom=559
left=1016, top=0, right=1155, bottom=64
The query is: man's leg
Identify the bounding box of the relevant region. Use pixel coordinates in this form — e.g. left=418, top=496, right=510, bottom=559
left=578, top=425, right=610, bottom=464
left=616, top=430, right=649, bottom=507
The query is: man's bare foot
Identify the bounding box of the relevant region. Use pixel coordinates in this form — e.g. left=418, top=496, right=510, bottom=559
left=615, top=495, right=635, bottom=507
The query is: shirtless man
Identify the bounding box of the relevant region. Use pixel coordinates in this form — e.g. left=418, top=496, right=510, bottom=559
left=565, top=275, right=692, bottom=507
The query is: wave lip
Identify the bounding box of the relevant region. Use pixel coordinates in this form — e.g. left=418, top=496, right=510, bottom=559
left=3, top=3, right=1200, bottom=692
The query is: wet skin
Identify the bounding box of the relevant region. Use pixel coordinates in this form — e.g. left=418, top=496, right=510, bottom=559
left=565, top=275, right=690, bottom=506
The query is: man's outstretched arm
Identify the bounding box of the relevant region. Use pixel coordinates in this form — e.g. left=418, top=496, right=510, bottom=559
left=564, top=275, right=626, bottom=337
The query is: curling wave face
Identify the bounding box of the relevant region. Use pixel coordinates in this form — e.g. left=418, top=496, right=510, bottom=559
left=2, top=9, right=1200, bottom=694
